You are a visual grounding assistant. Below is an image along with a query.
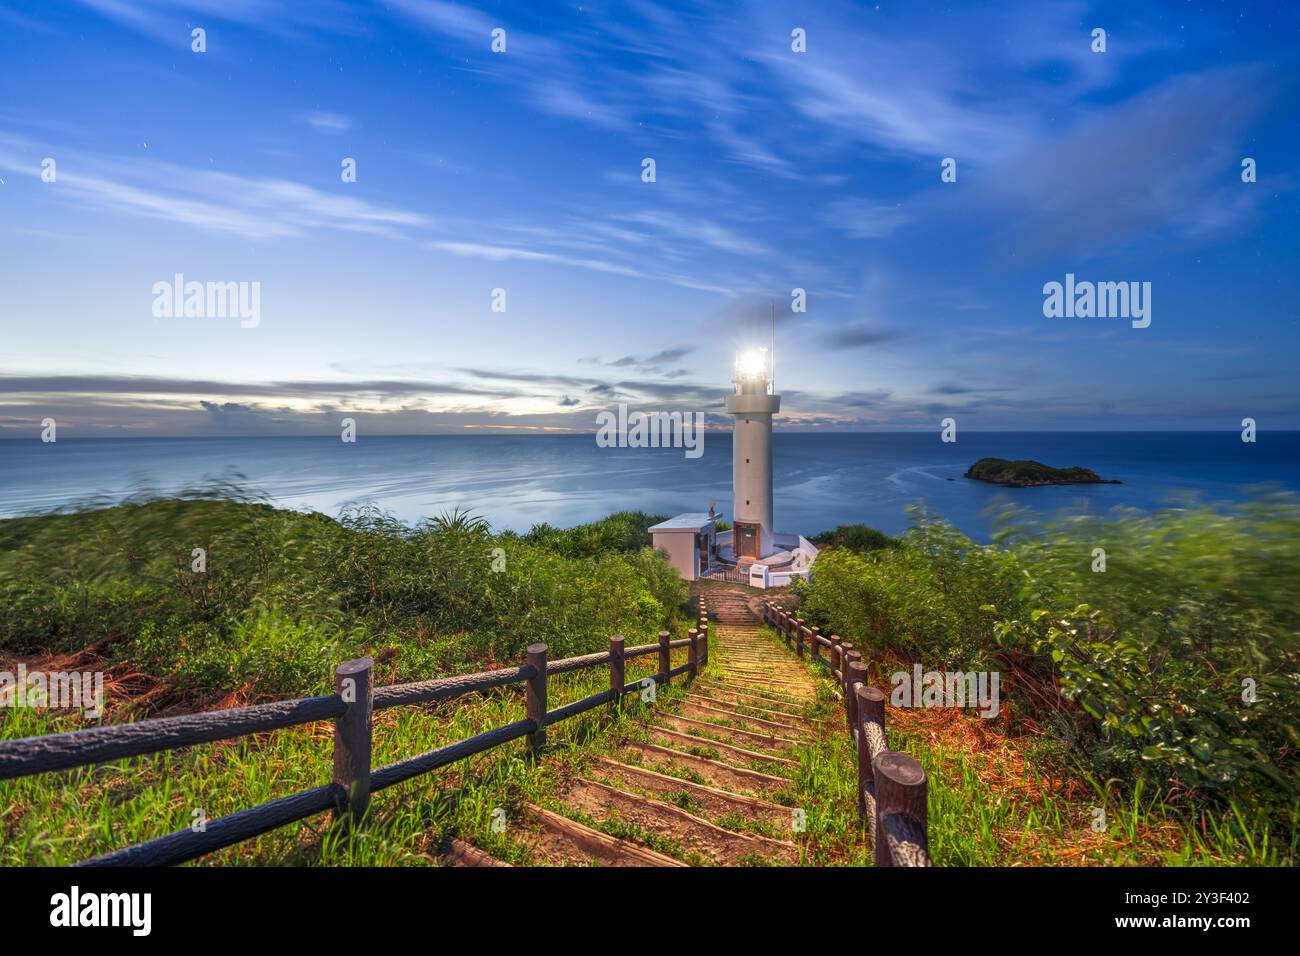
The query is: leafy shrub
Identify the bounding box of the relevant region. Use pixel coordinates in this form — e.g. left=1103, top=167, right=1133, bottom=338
left=522, top=510, right=667, bottom=558
left=796, top=512, right=1023, bottom=668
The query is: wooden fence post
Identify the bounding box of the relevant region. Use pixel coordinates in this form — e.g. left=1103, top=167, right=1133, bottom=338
left=687, top=627, right=699, bottom=679
left=795, top=618, right=805, bottom=658
left=609, top=635, right=625, bottom=712
left=840, top=645, right=856, bottom=694
left=810, top=626, right=822, bottom=664
left=333, top=657, right=373, bottom=825
left=830, top=635, right=842, bottom=677
left=699, top=621, right=708, bottom=666
left=658, top=630, right=671, bottom=686
left=873, top=751, right=928, bottom=867
left=855, top=685, right=886, bottom=823
left=526, top=643, right=548, bottom=756
left=847, top=660, right=868, bottom=735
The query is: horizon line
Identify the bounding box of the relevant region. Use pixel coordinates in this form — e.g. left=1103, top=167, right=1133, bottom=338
left=3, top=428, right=1298, bottom=441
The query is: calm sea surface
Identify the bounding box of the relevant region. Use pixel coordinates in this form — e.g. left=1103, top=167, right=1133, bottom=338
left=1, top=432, right=1296, bottom=541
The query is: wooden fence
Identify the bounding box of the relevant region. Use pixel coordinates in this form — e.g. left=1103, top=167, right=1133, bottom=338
left=0, top=609, right=712, bottom=867
left=761, top=601, right=932, bottom=867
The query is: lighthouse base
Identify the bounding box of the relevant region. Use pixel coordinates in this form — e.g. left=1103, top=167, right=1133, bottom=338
left=710, top=530, right=819, bottom=588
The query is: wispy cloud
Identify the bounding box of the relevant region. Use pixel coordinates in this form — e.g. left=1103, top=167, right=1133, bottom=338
left=583, top=348, right=694, bottom=373
left=385, top=0, right=631, bottom=130
left=72, top=0, right=362, bottom=40
left=900, top=65, right=1276, bottom=263
left=821, top=323, right=909, bottom=350
left=0, top=136, right=430, bottom=240
left=427, top=240, right=736, bottom=295
left=299, top=110, right=353, bottom=133
left=0, top=373, right=510, bottom=400
left=823, top=198, right=910, bottom=240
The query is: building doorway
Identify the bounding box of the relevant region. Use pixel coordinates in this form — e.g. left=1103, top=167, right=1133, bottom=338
left=735, top=521, right=760, bottom=558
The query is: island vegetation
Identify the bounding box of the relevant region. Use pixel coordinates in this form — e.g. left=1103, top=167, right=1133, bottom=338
left=2, top=490, right=1296, bottom=866
left=965, top=457, right=1121, bottom=487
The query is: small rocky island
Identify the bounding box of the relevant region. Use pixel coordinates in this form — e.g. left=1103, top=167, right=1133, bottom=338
left=965, top=457, right=1121, bottom=487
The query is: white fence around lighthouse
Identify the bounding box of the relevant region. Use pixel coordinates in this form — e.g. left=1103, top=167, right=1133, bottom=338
left=708, top=531, right=819, bottom=589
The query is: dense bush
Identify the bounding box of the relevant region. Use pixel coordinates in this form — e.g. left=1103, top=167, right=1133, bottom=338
left=993, top=495, right=1300, bottom=801
left=520, top=510, right=666, bottom=558
left=794, top=499, right=1300, bottom=830
left=798, top=517, right=1022, bottom=668
left=0, top=496, right=687, bottom=698
left=811, top=523, right=900, bottom=553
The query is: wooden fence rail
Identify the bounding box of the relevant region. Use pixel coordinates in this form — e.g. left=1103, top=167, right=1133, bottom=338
left=761, top=600, right=931, bottom=867
left=0, top=606, right=713, bottom=868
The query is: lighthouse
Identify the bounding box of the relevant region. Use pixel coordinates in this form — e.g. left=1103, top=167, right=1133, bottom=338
left=647, top=345, right=817, bottom=585
left=727, top=349, right=778, bottom=558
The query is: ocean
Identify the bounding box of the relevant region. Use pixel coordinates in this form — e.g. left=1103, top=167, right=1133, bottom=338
left=1, top=432, right=1296, bottom=541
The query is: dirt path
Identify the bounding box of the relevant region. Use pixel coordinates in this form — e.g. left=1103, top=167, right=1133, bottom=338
left=446, top=584, right=824, bottom=866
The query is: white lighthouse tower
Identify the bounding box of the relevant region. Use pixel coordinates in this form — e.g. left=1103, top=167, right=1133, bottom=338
left=646, top=343, right=817, bottom=585
left=727, top=349, right=778, bottom=559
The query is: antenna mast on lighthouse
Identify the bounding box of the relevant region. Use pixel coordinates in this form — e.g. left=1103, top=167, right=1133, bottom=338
left=770, top=301, right=776, bottom=394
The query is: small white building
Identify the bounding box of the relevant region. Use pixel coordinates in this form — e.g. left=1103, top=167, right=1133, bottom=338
left=647, top=512, right=719, bottom=580
left=650, top=350, right=817, bottom=587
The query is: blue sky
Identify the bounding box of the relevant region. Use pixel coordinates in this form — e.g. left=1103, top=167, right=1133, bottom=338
left=0, top=0, right=1297, bottom=436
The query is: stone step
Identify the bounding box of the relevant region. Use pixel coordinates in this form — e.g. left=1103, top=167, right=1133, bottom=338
left=689, top=687, right=808, bottom=717
left=659, top=713, right=798, bottom=752
left=559, top=777, right=797, bottom=865
left=721, top=664, right=809, bottom=679
left=441, top=837, right=510, bottom=867
left=703, top=679, right=812, bottom=705
left=621, top=740, right=791, bottom=795
left=679, top=700, right=809, bottom=736
left=646, top=725, right=799, bottom=770
left=524, top=803, right=687, bottom=867
left=715, top=676, right=813, bottom=694
left=591, top=757, right=793, bottom=827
